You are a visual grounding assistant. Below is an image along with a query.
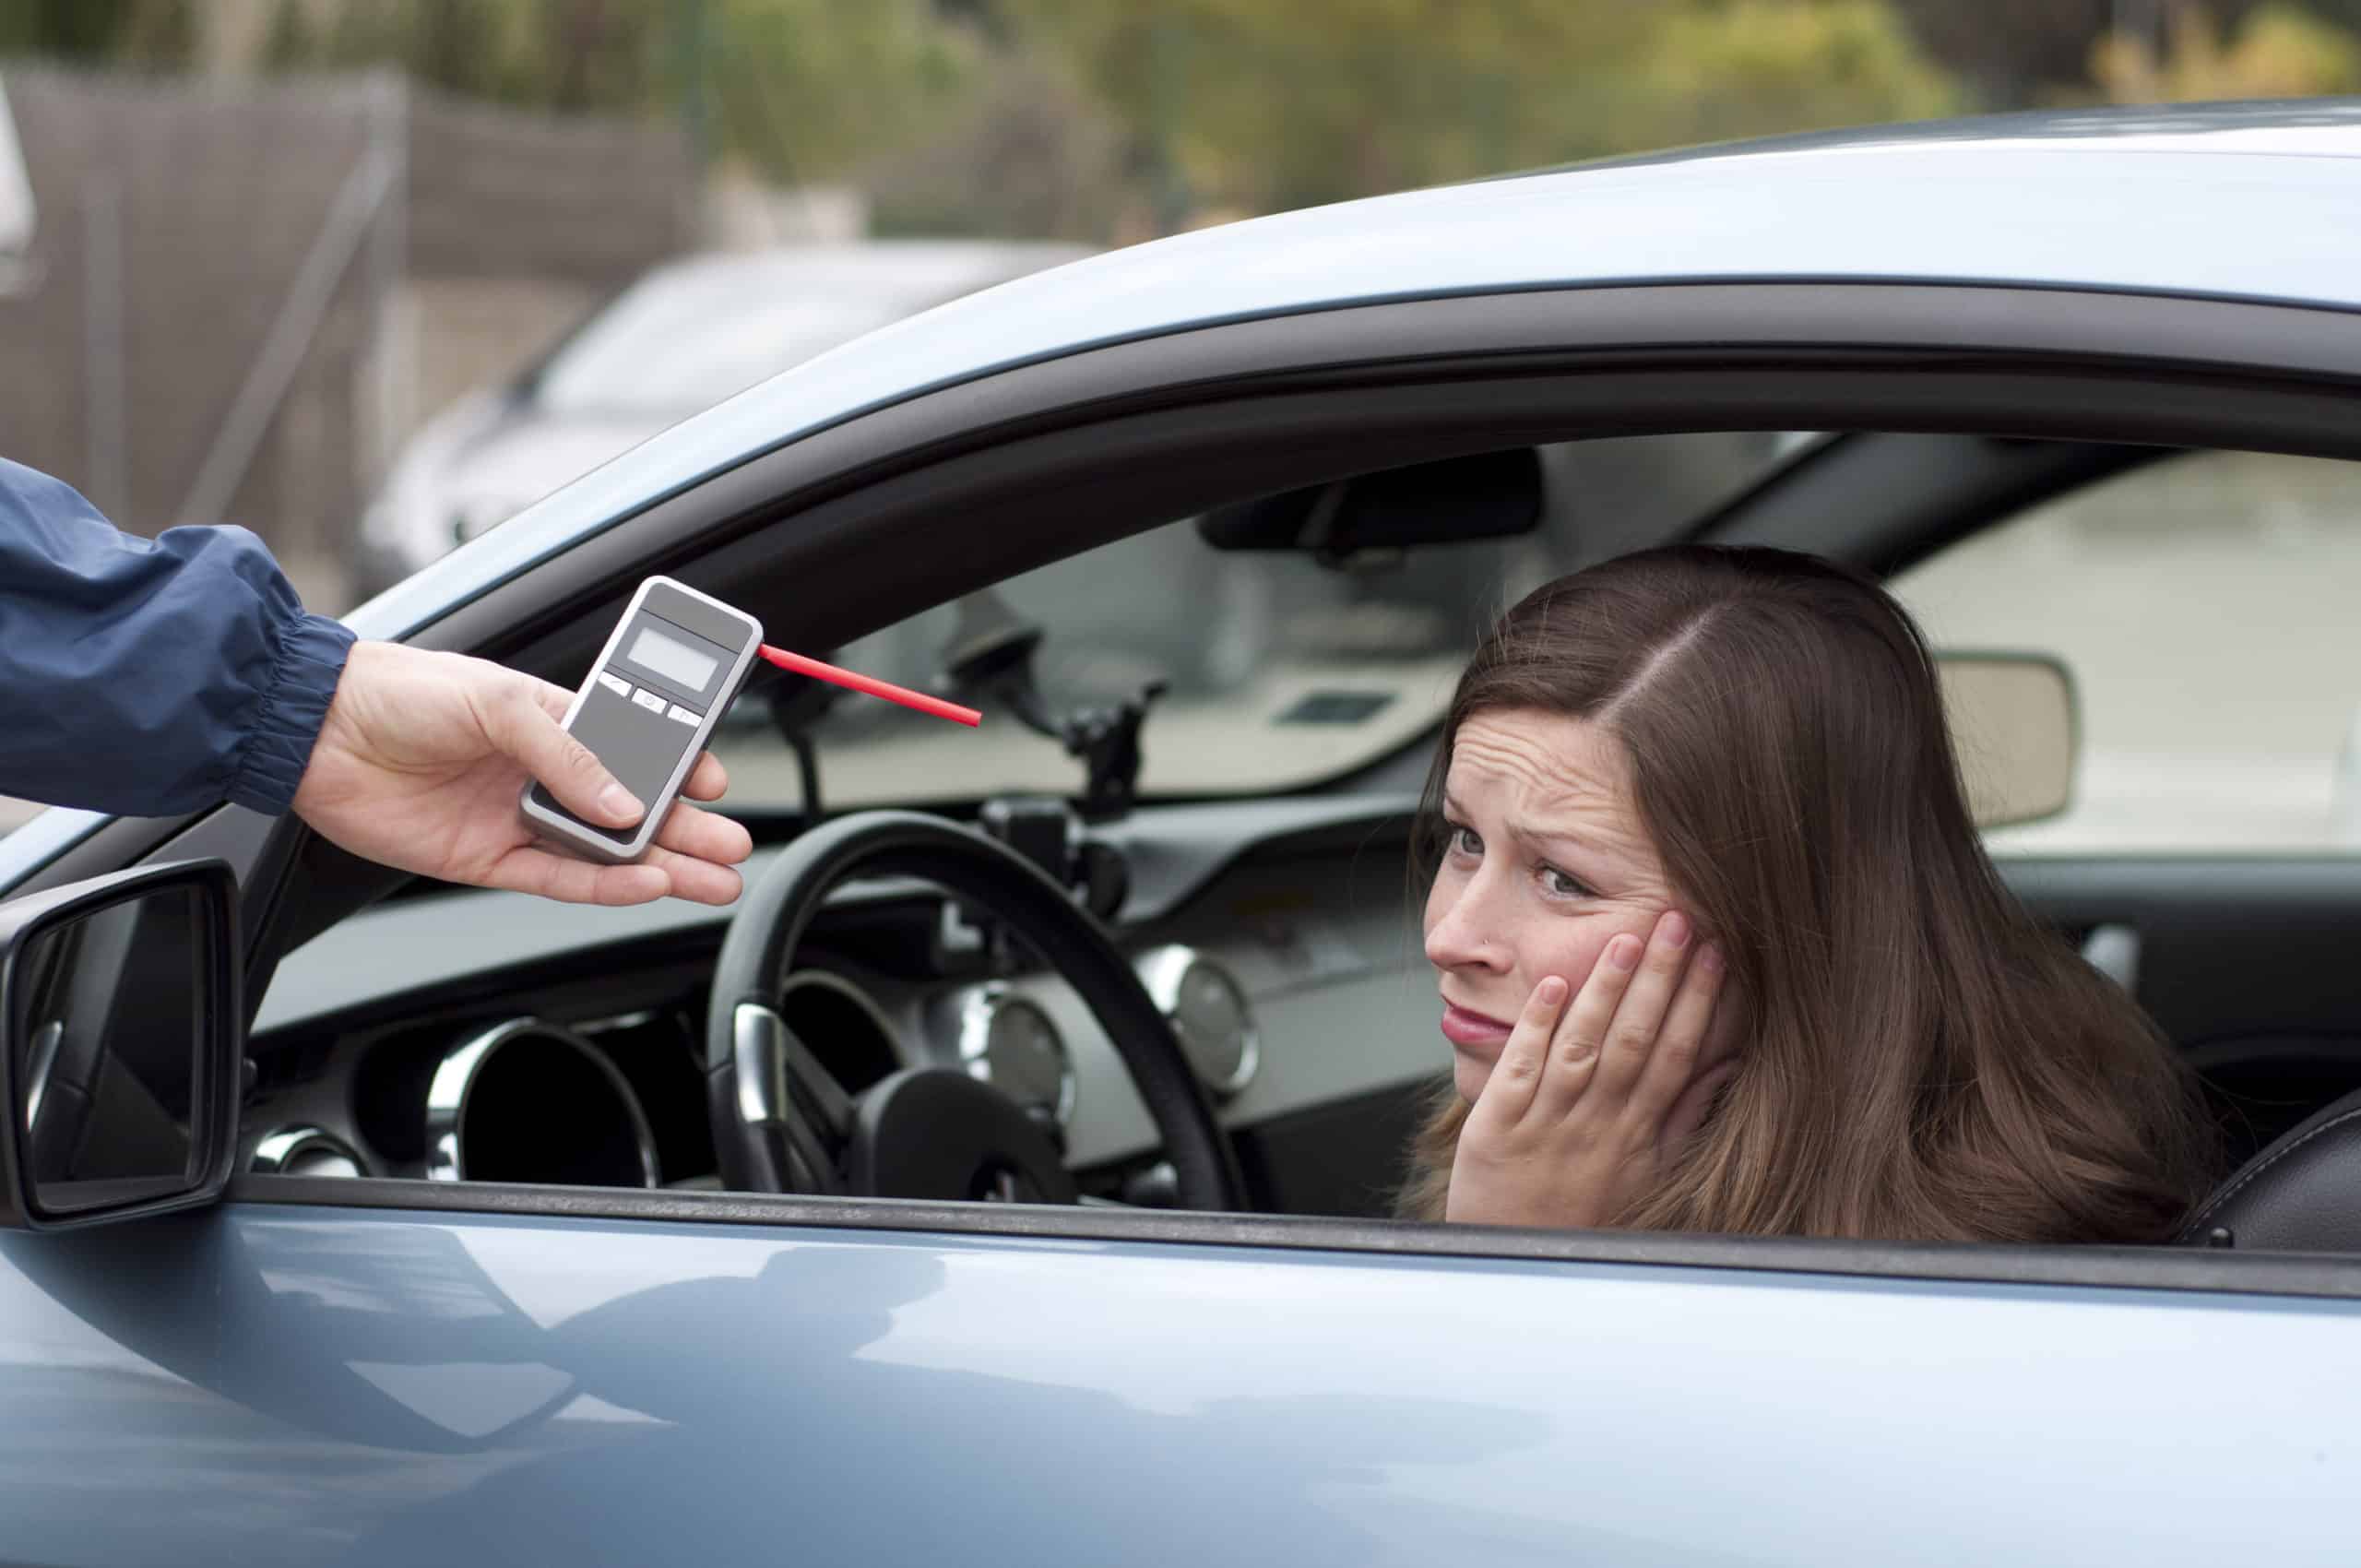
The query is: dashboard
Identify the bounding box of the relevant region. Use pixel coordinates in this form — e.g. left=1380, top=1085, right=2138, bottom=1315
left=242, top=796, right=1445, bottom=1216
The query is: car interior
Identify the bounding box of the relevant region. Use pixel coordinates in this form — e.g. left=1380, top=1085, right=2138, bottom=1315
left=187, top=422, right=2361, bottom=1253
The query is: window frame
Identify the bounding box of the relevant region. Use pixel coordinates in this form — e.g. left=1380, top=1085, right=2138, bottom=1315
left=32, top=277, right=2361, bottom=1303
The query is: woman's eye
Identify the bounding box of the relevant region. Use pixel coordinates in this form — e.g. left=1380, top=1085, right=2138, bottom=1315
left=1541, top=866, right=1592, bottom=898
left=1448, top=824, right=1482, bottom=857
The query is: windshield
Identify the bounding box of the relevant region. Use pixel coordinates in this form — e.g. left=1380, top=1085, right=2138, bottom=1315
left=706, top=433, right=1809, bottom=811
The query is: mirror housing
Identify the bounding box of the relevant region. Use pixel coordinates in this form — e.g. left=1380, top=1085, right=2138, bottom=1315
left=1198, top=446, right=1543, bottom=559
left=0, top=859, right=241, bottom=1229
left=1936, top=652, right=2079, bottom=829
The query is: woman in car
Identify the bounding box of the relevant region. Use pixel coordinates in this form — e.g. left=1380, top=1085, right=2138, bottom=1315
left=1405, top=545, right=2219, bottom=1241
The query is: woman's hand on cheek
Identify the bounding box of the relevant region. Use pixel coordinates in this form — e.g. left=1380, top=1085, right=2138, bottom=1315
left=1445, top=910, right=1728, bottom=1229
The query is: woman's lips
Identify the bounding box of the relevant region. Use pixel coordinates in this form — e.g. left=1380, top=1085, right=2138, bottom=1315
left=1441, top=1004, right=1513, bottom=1051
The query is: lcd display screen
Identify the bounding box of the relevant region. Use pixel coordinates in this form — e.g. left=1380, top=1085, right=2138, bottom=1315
left=628, top=624, right=720, bottom=691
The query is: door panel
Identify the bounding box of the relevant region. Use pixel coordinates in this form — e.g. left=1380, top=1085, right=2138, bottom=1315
left=1, top=1201, right=2355, bottom=1566
left=2002, top=857, right=2361, bottom=1164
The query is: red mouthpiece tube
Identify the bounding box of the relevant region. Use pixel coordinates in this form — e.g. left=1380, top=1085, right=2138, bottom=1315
left=757, top=645, right=981, bottom=727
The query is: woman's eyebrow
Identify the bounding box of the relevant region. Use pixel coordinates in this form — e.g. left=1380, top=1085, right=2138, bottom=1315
left=1442, top=790, right=1614, bottom=863
left=1518, top=819, right=1593, bottom=854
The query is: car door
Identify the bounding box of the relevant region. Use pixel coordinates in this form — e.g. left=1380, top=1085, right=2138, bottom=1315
left=2, top=1190, right=2358, bottom=1567
left=6, top=275, right=2361, bottom=1564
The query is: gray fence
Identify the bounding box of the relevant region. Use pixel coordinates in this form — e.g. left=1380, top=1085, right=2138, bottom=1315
left=0, top=65, right=693, bottom=607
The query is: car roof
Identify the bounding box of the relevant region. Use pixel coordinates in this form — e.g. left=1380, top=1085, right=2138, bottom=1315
left=355, top=100, right=2361, bottom=642
left=525, top=240, right=1100, bottom=407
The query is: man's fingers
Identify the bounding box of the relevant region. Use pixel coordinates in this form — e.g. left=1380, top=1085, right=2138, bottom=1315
left=481, top=844, right=671, bottom=907
left=652, top=798, right=753, bottom=868
left=489, top=677, right=642, bottom=828
left=527, top=675, right=731, bottom=807
left=1584, top=912, right=1694, bottom=1106
left=1467, top=976, right=1570, bottom=1125
left=1630, top=940, right=1729, bottom=1128
left=643, top=842, right=743, bottom=906
left=528, top=678, right=575, bottom=723
left=682, top=750, right=730, bottom=802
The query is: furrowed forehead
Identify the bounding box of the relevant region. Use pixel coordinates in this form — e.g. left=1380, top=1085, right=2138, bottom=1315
left=1446, top=711, right=1639, bottom=837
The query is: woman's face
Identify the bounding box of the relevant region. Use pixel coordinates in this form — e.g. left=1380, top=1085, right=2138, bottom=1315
left=1424, top=707, right=1740, bottom=1105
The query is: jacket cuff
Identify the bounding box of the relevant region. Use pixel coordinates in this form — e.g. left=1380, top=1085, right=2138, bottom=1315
left=227, top=612, right=358, bottom=816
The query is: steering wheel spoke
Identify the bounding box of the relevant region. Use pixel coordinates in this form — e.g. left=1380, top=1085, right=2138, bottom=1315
left=730, top=1002, right=853, bottom=1195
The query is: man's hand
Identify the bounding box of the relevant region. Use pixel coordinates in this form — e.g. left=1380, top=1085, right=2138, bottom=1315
left=291, top=640, right=753, bottom=906
left=1446, top=911, right=1732, bottom=1229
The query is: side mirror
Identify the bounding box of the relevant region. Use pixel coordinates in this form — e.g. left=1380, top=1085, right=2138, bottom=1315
left=1936, top=652, right=2079, bottom=829
left=0, top=859, right=241, bottom=1229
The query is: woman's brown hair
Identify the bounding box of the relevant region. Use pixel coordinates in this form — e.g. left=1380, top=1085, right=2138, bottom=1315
left=1400, top=545, right=2218, bottom=1242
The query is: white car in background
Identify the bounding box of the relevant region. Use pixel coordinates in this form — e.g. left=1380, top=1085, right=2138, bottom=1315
left=354, top=241, right=1093, bottom=597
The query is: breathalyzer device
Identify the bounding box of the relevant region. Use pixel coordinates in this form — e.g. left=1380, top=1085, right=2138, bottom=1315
left=519, top=576, right=764, bottom=864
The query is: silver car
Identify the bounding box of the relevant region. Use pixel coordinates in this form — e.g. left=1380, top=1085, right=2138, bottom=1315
left=3, top=102, right=2360, bottom=1565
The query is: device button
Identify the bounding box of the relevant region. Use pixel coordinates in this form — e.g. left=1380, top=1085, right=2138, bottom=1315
left=630, top=688, right=668, bottom=715
left=596, top=671, right=631, bottom=698
left=666, top=704, right=701, bottom=727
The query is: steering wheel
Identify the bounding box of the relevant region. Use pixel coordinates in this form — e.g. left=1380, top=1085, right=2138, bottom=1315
left=704, top=811, right=1247, bottom=1211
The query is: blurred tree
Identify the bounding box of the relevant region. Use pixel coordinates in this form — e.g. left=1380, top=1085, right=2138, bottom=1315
left=1635, top=1, right=1963, bottom=147
left=698, top=0, right=975, bottom=184
left=0, top=0, right=197, bottom=68
left=863, top=51, right=1129, bottom=239
left=1888, top=0, right=2272, bottom=106
left=257, top=0, right=973, bottom=185
left=1888, top=0, right=2113, bottom=106
left=2289, top=0, right=2361, bottom=27
left=2093, top=1, right=2361, bottom=97
left=1001, top=0, right=1961, bottom=219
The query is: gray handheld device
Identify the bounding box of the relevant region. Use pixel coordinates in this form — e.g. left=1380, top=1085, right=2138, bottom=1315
left=518, top=576, right=764, bottom=864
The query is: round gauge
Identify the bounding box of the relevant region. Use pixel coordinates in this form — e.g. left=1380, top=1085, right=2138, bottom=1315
left=1136, top=946, right=1259, bottom=1096
left=249, top=1126, right=365, bottom=1179
left=955, top=990, right=1075, bottom=1125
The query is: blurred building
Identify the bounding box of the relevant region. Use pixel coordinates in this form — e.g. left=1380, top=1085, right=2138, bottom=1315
left=0, top=65, right=695, bottom=609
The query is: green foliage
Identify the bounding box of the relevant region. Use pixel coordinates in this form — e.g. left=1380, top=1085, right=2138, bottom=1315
left=1001, top=0, right=1963, bottom=216
left=2094, top=0, right=2361, bottom=98
left=254, top=0, right=972, bottom=183
left=696, top=0, right=976, bottom=183
left=18, top=0, right=2361, bottom=239
left=1635, top=1, right=1963, bottom=148
left=0, top=0, right=196, bottom=68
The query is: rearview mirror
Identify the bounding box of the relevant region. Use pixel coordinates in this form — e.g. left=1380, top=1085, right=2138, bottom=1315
left=1198, top=446, right=1543, bottom=558
left=0, top=860, right=241, bottom=1229
left=1936, top=653, right=2078, bottom=829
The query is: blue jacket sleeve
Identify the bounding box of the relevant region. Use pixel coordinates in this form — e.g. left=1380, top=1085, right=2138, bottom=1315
left=0, top=458, right=356, bottom=819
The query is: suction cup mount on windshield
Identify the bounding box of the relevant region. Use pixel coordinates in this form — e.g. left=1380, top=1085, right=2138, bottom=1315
left=940, top=592, right=1164, bottom=823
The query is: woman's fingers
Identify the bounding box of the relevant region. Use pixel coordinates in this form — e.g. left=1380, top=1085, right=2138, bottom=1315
left=1467, top=976, right=1571, bottom=1126
left=1568, top=912, right=1692, bottom=1110
left=1629, top=940, right=1729, bottom=1129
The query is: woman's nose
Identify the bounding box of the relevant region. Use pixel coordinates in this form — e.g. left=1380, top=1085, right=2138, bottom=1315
left=1425, top=877, right=1510, bottom=972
